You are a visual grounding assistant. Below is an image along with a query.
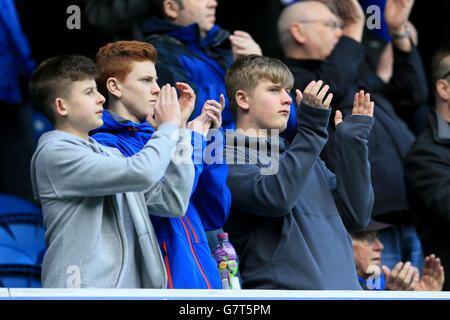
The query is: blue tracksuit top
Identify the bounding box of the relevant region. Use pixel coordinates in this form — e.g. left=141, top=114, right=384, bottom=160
left=90, top=110, right=231, bottom=289
left=141, top=16, right=235, bottom=130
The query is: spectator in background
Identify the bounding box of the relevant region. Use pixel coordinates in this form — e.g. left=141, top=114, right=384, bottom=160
left=352, top=219, right=444, bottom=291
left=278, top=0, right=427, bottom=273
left=140, top=0, right=262, bottom=131
left=405, top=48, right=450, bottom=291
left=356, top=0, right=428, bottom=135
left=0, top=0, right=36, bottom=203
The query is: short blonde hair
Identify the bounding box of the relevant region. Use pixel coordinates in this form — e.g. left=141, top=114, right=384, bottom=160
left=225, top=55, right=294, bottom=121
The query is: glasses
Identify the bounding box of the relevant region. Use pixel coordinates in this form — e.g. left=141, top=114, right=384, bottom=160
left=296, top=19, right=344, bottom=30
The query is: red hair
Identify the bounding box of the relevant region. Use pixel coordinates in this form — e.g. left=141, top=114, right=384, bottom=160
left=96, top=40, right=157, bottom=97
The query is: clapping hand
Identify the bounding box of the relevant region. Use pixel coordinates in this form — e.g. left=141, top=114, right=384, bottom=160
left=334, top=90, right=374, bottom=127
left=301, top=80, right=333, bottom=109
left=187, top=95, right=225, bottom=136
left=384, top=0, right=414, bottom=34
left=147, top=84, right=181, bottom=128
left=176, top=82, right=196, bottom=128
left=416, top=254, right=445, bottom=291
left=382, top=261, right=419, bottom=290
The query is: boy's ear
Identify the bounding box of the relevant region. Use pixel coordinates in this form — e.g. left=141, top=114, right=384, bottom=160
left=290, top=21, right=306, bottom=45
left=436, top=79, right=449, bottom=101
left=163, top=0, right=181, bottom=20
left=54, top=98, right=68, bottom=117
left=235, top=90, right=250, bottom=112
left=106, top=77, right=122, bottom=99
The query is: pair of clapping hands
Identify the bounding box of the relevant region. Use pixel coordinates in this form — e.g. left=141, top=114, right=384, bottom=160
left=382, top=254, right=445, bottom=291
left=146, top=82, right=224, bottom=136
left=296, top=80, right=374, bottom=123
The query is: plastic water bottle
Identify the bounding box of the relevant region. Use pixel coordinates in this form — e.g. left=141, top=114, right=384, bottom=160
left=214, top=232, right=241, bottom=290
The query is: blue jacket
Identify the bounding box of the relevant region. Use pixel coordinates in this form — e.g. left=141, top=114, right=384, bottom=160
left=90, top=111, right=231, bottom=289
left=141, top=16, right=235, bottom=130
left=0, top=0, right=35, bottom=104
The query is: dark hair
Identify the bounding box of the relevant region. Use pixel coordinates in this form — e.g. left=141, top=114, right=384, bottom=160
left=225, top=55, right=294, bottom=121
left=29, top=55, right=97, bottom=124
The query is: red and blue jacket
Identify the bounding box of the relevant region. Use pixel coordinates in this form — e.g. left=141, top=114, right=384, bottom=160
left=91, top=110, right=231, bottom=289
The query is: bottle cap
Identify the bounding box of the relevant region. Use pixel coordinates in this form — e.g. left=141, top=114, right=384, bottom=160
left=218, top=232, right=228, bottom=241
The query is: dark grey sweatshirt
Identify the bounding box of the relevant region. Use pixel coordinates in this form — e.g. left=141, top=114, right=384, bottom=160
left=224, top=102, right=374, bottom=290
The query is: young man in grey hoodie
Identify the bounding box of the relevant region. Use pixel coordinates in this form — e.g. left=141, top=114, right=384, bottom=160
left=29, top=55, right=195, bottom=288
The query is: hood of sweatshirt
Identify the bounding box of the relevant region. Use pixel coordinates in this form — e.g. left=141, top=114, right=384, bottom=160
left=90, top=109, right=155, bottom=134
left=89, top=110, right=156, bottom=155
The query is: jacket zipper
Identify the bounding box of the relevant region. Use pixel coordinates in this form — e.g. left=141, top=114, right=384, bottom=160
left=162, top=241, right=173, bottom=289
left=180, top=216, right=212, bottom=289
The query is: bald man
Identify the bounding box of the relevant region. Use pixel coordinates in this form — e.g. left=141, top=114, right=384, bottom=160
left=278, top=0, right=428, bottom=275
left=278, top=0, right=362, bottom=61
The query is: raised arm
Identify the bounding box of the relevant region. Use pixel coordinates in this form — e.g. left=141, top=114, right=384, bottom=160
left=144, top=128, right=196, bottom=218
left=226, top=81, right=333, bottom=216
left=297, top=0, right=365, bottom=102
left=332, top=90, right=375, bottom=231
left=384, top=1, right=428, bottom=108
left=37, top=84, right=182, bottom=198
left=38, top=122, right=180, bottom=198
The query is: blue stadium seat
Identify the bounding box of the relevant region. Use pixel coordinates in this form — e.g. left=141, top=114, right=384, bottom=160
left=0, top=194, right=45, bottom=287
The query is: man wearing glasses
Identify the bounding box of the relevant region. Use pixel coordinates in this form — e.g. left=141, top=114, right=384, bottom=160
left=352, top=219, right=444, bottom=291
left=405, top=49, right=450, bottom=290
left=278, top=0, right=428, bottom=275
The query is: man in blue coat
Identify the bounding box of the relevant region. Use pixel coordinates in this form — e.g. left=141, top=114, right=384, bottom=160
left=141, top=0, right=262, bottom=130
left=91, top=40, right=231, bottom=289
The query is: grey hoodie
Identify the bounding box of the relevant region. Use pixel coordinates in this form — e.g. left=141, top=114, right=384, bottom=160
left=30, top=123, right=195, bottom=288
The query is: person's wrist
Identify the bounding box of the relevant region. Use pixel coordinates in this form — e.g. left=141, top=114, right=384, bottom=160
left=343, top=23, right=364, bottom=42
left=167, top=117, right=181, bottom=127
left=390, top=24, right=409, bottom=39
